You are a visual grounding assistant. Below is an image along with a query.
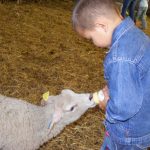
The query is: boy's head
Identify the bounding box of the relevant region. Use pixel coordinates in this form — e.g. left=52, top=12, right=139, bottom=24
left=72, top=0, right=122, bottom=47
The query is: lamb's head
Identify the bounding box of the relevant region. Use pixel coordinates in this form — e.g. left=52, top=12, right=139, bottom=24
left=44, top=89, right=96, bottom=131
left=58, top=89, right=96, bottom=125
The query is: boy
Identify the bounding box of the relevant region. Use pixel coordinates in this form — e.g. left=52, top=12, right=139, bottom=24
left=72, top=0, right=150, bottom=149
left=136, top=0, right=149, bottom=30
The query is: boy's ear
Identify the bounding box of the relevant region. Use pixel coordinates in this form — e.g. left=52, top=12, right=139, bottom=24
left=94, top=17, right=108, bottom=33
left=95, top=23, right=108, bottom=33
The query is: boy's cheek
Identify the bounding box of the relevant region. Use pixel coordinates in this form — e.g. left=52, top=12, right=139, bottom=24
left=93, top=38, right=111, bottom=48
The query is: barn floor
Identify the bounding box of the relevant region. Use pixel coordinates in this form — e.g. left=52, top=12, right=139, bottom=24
left=0, top=1, right=150, bottom=150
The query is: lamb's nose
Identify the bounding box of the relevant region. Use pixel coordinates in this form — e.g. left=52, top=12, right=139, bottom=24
left=89, top=93, right=93, bottom=101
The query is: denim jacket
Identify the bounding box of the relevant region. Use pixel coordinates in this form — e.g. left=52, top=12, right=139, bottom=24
left=104, top=17, right=150, bottom=147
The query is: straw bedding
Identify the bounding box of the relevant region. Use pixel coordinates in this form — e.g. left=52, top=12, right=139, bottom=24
left=0, top=1, right=149, bottom=149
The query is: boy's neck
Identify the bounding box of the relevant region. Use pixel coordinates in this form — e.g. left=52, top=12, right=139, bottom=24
left=111, top=16, right=123, bottom=33
left=109, top=16, right=123, bottom=44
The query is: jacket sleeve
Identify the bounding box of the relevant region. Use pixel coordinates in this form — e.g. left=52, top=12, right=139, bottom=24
left=105, top=61, right=143, bottom=123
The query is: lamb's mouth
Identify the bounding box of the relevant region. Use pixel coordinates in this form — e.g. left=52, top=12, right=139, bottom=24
left=88, top=93, right=96, bottom=108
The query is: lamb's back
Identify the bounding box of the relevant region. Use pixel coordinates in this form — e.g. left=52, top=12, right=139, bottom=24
left=0, top=95, right=37, bottom=150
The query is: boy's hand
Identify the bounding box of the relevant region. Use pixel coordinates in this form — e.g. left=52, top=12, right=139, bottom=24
left=99, top=85, right=110, bottom=111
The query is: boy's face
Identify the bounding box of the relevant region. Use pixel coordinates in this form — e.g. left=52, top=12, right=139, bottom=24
left=77, top=25, right=112, bottom=48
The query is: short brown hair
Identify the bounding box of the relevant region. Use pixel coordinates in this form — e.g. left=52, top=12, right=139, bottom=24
left=72, top=0, right=118, bottom=30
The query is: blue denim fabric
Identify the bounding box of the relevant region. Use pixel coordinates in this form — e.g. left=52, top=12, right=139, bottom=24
left=121, top=0, right=138, bottom=20
left=104, top=17, right=150, bottom=147
left=101, top=133, right=148, bottom=150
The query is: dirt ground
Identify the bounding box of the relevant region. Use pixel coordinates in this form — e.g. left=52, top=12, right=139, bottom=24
left=0, top=1, right=150, bottom=150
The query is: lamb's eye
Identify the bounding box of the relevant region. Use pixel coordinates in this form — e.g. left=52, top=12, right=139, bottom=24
left=68, top=104, right=78, bottom=112
left=65, top=104, right=78, bottom=112
left=70, top=106, right=75, bottom=111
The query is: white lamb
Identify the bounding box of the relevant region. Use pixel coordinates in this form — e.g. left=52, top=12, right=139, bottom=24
left=0, top=89, right=95, bottom=150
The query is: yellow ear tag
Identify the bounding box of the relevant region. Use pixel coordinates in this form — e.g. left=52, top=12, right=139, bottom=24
left=43, top=91, right=49, bottom=101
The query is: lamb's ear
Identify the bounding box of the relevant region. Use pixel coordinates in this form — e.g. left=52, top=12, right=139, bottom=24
left=48, top=107, right=63, bottom=131
left=41, top=96, right=54, bottom=106
left=41, top=91, right=54, bottom=106
left=41, top=91, right=49, bottom=106
left=41, top=99, right=48, bottom=106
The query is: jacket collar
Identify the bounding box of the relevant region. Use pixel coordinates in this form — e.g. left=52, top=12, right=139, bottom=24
left=111, top=17, right=135, bottom=48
